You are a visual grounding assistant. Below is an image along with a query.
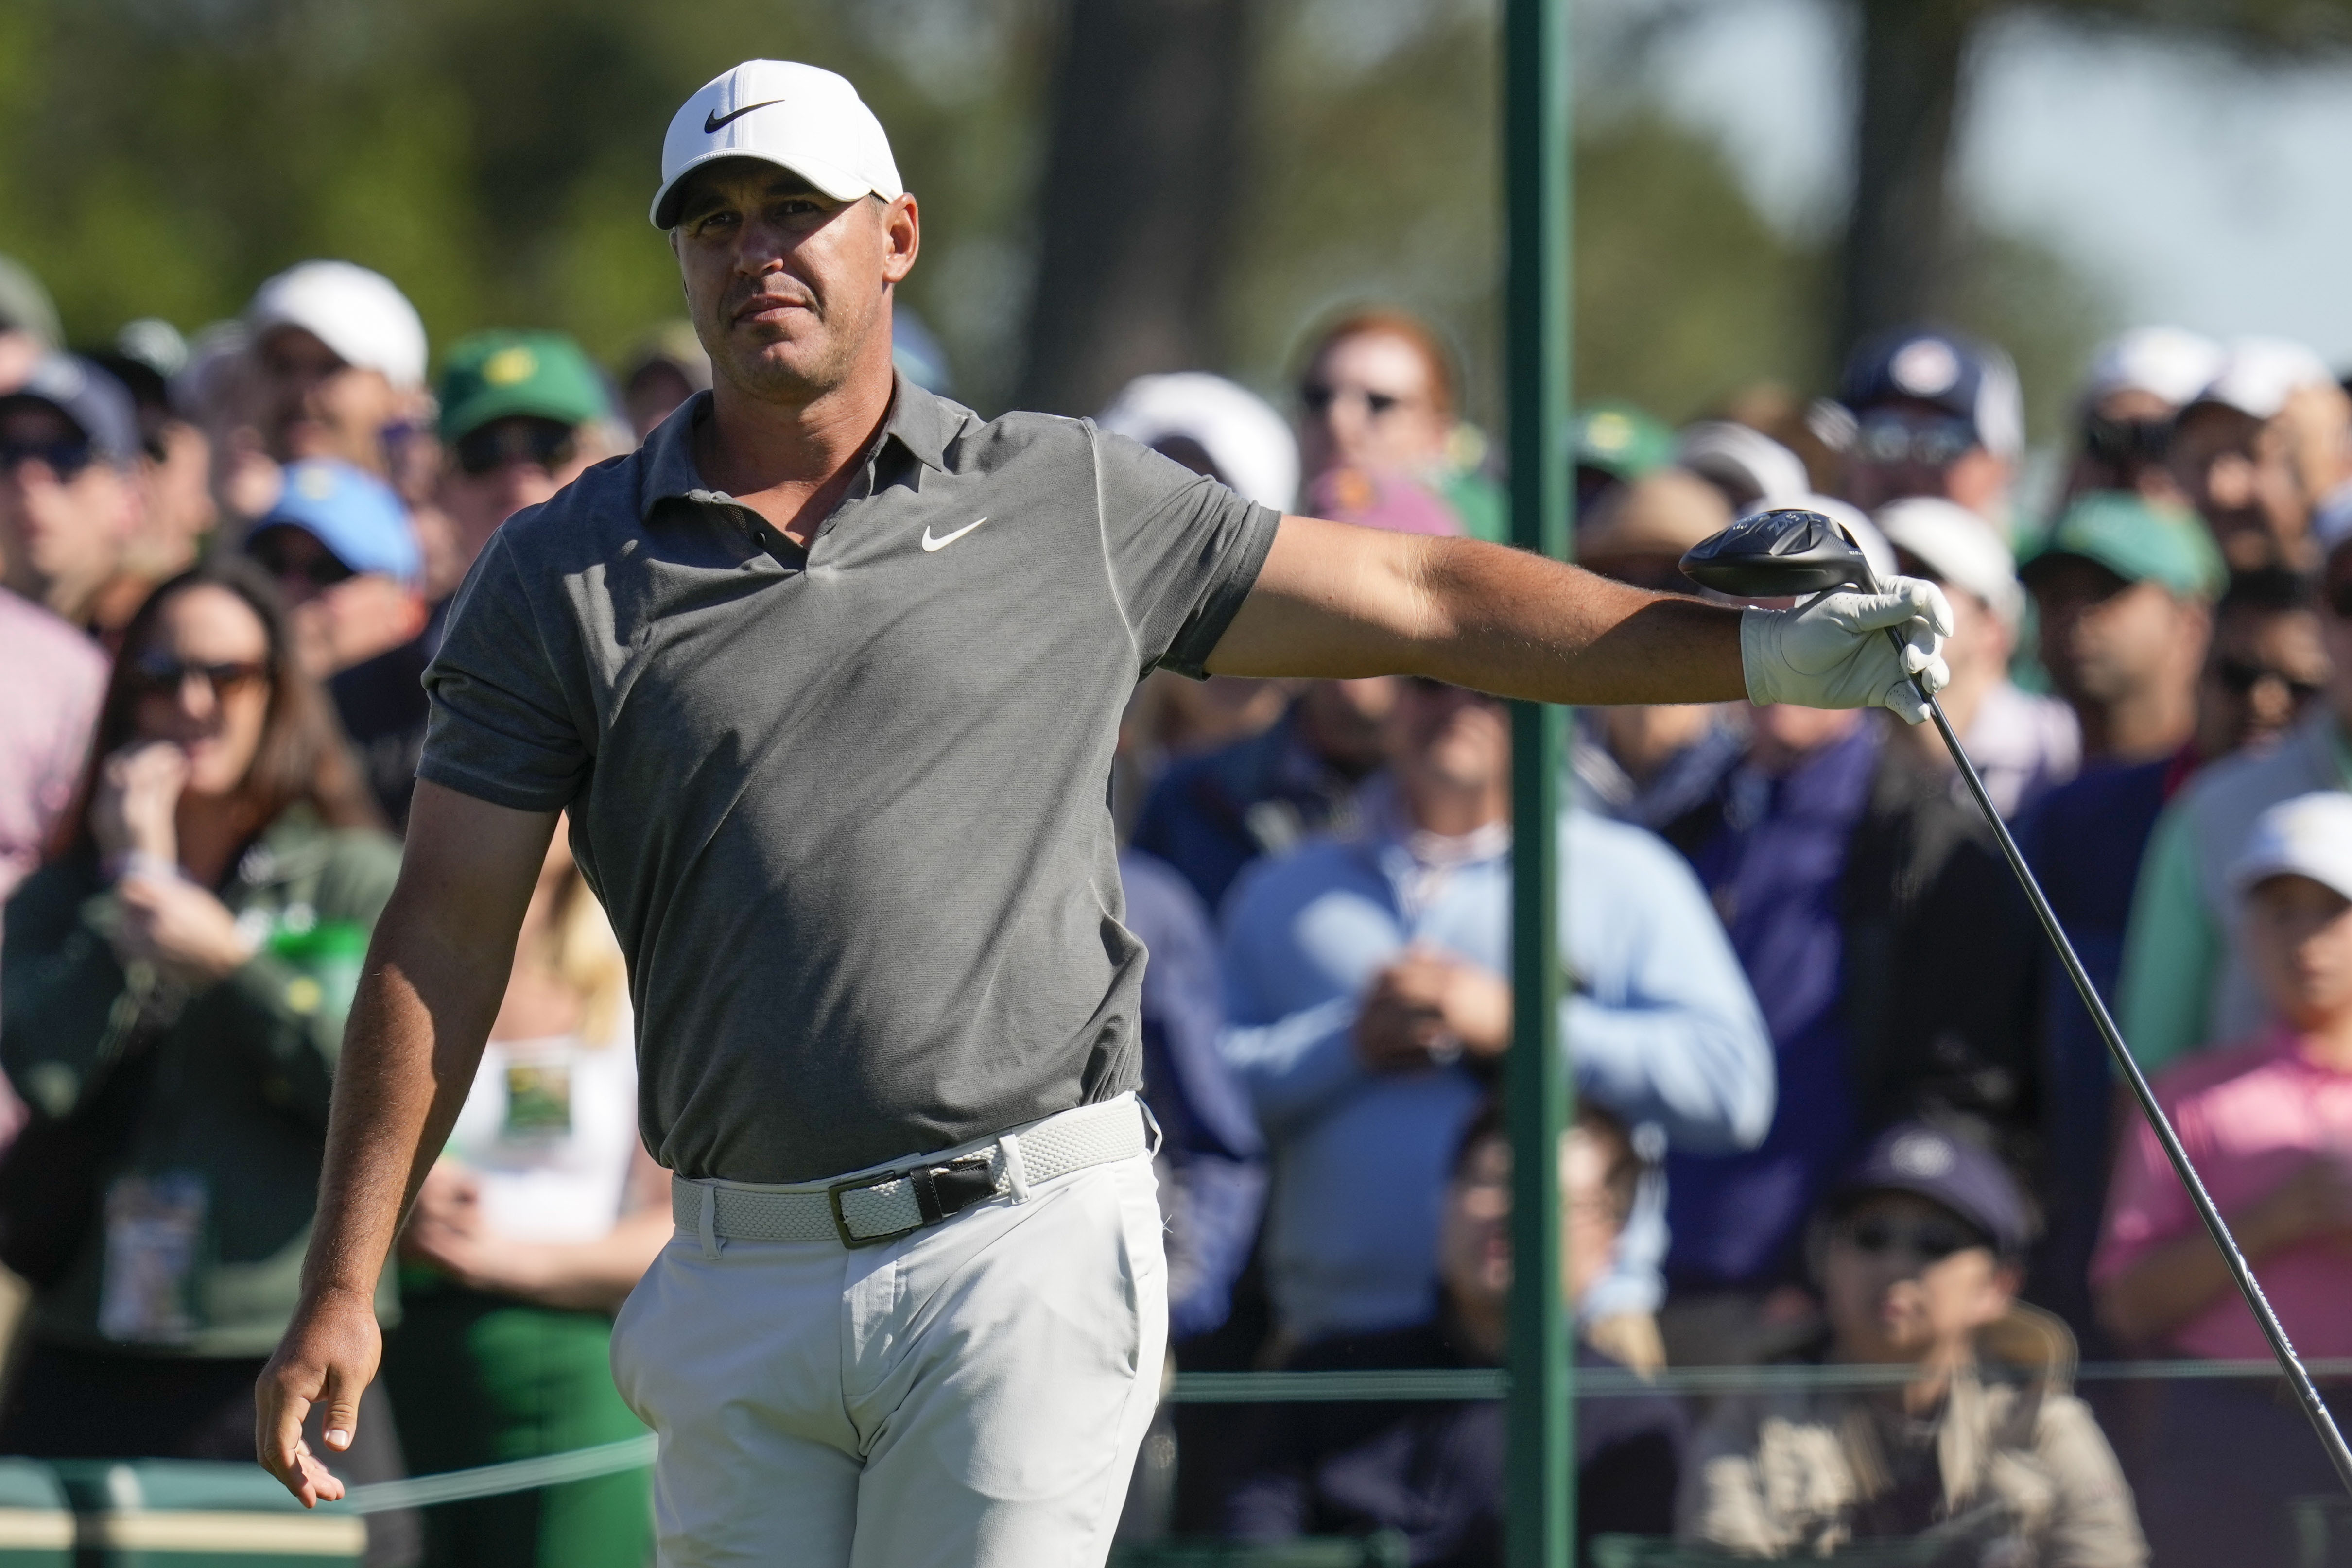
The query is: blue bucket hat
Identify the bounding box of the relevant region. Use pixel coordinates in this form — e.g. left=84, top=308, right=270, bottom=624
left=251, top=459, right=419, bottom=585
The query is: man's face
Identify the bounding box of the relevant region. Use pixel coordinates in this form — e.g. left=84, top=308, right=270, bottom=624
left=1384, top=677, right=1507, bottom=796
left=244, top=523, right=420, bottom=678
left=1821, top=1191, right=2014, bottom=1366
left=1436, top=1127, right=1628, bottom=1322
left=1294, top=676, right=1398, bottom=776
left=0, top=401, right=139, bottom=620
left=1842, top=396, right=2009, bottom=518
left=439, top=416, right=595, bottom=570
left=668, top=163, right=918, bottom=406
left=2197, top=601, right=2327, bottom=759
left=2029, top=557, right=2204, bottom=710
left=253, top=326, right=403, bottom=471
left=1297, top=331, right=1450, bottom=480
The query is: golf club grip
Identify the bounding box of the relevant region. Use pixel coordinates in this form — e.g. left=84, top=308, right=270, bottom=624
left=1876, top=623, right=2352, bottom=1497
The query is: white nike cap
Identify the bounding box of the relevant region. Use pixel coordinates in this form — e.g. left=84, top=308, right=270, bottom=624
left=245, top=260, right=428, bottom=391
left=2232, top=792, right=2352, bottom=905
left=651, top=61, right=904, bottom=230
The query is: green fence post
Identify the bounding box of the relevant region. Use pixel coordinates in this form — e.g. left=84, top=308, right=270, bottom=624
left=1503, top=0, right=1571, bottom=1565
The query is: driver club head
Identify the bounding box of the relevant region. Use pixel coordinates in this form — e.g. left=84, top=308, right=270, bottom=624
left=1679, top=507, right=1878, bottom=598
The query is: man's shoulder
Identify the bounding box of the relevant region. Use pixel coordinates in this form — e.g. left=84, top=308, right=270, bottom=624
left=0, top=588, right=104, bottom=685
left=1223, top=831, right=1368, bottom=916
left=496, top=450, right=646, bottom=558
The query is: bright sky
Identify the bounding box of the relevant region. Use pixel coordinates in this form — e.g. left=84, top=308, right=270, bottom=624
left=1626, top=0, right=2352, bottom=369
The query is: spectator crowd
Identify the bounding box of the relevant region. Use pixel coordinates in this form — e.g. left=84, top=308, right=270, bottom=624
left=4, top=242, right=2352, bottom=1567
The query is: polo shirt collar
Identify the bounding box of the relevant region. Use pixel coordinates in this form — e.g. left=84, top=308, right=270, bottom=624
left=636, top=377, right=959, bottom=521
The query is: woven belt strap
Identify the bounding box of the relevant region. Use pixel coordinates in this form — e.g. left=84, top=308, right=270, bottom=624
left=672, top=1097, right=1148, bottom=1249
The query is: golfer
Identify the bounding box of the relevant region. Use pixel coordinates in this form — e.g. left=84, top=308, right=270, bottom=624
left=257, top=60, right=1951, bottom=1567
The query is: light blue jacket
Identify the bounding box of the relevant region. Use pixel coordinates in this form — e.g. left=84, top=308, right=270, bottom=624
left=1219, top=802, right=1773, bottom=1344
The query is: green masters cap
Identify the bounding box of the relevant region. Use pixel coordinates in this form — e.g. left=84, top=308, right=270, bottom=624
left=437, top=330, right=612, bottom=443
left=1570, top=402, right=1676, bottom=481
left=2022, top=491, right=2226, bottom=600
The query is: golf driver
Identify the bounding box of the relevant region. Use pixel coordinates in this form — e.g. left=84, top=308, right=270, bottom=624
left=1682, top=506, right=2352, bottom=1499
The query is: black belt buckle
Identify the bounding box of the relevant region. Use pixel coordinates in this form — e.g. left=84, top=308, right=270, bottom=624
left=828, top=1154, right=998, bottom=1248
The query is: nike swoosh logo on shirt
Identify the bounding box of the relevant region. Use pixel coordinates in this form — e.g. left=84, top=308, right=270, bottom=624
left=704, top=99, right=786, bottom=133
left=921, top=518, right=988, bottom=552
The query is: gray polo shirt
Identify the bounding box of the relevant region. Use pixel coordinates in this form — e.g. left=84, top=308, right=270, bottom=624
left=418, top=382, right=1277, bottom=1182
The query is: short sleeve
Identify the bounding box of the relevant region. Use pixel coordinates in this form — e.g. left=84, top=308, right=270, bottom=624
left=418, top=531, right=590, bottom=812
left=1090, top=427, right=1279, bottom=679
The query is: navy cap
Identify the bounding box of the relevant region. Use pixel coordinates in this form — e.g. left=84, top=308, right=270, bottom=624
left=0, top=352, right=140, bottom=465
left=1831, top=1121, right=2033, bottom=1257
left=1839, top=326, right=2023, bottom=463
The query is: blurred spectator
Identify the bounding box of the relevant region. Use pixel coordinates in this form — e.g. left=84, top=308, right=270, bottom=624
left=619, top=322, right=710, bottom=443
left=1674, top=420, right=1809, bottom=516
left=2168, top=336, right=2352, bottom=573
left=0, top=353, right=144, bottom=635
left=2095, top=792, right=2352, bottom=1563
left=84, top=337, right=216, bottom=647
left=333, top=331, right=618, bottom=827
left=2062, top=326, right=2224, bottom=510
left=0, top=559, right=411, bottom=1559
left=384, top=821, right=664, bottom=1568
left=1657, top=698, right=2038, bottom=1359
left=242, top=260, right=429, bottom=490
left=2020, top=567, right=2324, bottom=1347
left=1294, top=307, right=1503, bottom=543
left=1225, top=1103, right=1685, bottom=1566
left=889, top=308, right=955, bottom=397
left=0, top=254, right=61, bottom=393
left=1120, top=847, right=1265, bottom=1343
left=0, top=587, right=104, bottom=911
left=1220, top=677, right=1772, bottom=1363
left=1571, top=468, right=1748, bottom=830
left=1107, top=372, right=1304, bottom=816
left=177, top=320, right=283, bottom=525
left=1099, top=371, right=1299, bottom=514
left=2022, top=493, right=2221, bottom=767
left=1684, top=1121, right=2144, bottom=1562
left=2117, top=506, right=2352, bottom=1072
left=241, top=458, right=425, bottom=682
left=1569, top=402, right=1676, bottom=520
left=1131, top=462, right=1456, bottom=909
left=1836, top=326, right=2023, bottom=529
left=1880, top=497, right=2079, bottom=816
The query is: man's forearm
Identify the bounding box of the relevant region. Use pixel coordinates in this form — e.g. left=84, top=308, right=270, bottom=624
left=301, top=896, right=509, bottom=1302
left=1208, top=525, right=1749, bottom=704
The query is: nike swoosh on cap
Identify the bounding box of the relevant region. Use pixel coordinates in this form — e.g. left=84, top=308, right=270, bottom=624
left=920, top=518, right=988, bottom=552
left=704, top=99, right=787, bottom=134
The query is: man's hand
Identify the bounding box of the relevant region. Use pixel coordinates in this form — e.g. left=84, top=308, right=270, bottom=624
left=1739, top=578, right=1954, bottom=723
left=2242, top=1154, right=2352, bottom=1258
left=1355, top=946, right=1512, bottom=1072
left=255, top=1287, right=382, bottom=1507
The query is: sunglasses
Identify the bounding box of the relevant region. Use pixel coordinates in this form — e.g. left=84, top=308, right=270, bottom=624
left=246, top=533, right=355, bottom=591
left=1852, top=411, right=1976, bottom=469
left=1840, top=1215, right=1980, bottom=1262
left=2214, top=657, right=2322, bottom=703
left=1299, top=383, right=1405, bottom=419
left=454, top=420, right=579, bottom=478
left=0, top=439, right=95, bottom=482
left=2082, top=413, right=2173, bottom=468
left=130, top=651, right=269, bottom=700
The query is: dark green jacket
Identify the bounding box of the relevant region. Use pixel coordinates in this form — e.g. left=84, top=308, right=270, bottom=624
left=1, top=807, right=402, bottom=1356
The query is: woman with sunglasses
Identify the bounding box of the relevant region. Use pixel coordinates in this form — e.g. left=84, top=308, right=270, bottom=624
left=0, top=559, right=411, bottom=1547
left=1683, top=1120, right=2145, bottom=1561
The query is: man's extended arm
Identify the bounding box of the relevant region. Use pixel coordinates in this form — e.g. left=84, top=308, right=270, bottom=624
left=255, top=781, right=557, bottom=1505
left=1207, top=515, right=1948, bottom=718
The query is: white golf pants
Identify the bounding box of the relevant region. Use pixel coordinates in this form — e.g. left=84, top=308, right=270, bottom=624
left=610, top=1137, right=1167, bottom=1567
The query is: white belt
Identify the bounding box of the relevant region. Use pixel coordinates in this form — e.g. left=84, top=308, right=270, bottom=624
left=671, top=1095, right=1152, bottom=1252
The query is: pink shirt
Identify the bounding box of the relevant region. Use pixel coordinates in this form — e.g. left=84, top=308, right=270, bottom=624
left=2093, top=1028, right=2352, bottom=1361
left=0, top=589, right=104, bottom=906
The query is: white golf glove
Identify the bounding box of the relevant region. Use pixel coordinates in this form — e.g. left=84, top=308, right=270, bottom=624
left=1740, top=577, right=1954, bottom=724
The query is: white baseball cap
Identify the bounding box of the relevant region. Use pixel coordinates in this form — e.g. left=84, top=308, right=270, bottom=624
left=1875, top=497, right=2023, bottom=631
left=2191, top=336, right=2337, bottom=422
left=651, top=61, right=903, bottom=230
left=1674, top=420, right=1809, bottom=512
left=245, top=261, right=428, bottom=391
left=2082, top=326, right=2225, bottom=410
left=2232, top=792, right=2352, bottom=904
left=1096, top=373, right=1299, bottom=512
